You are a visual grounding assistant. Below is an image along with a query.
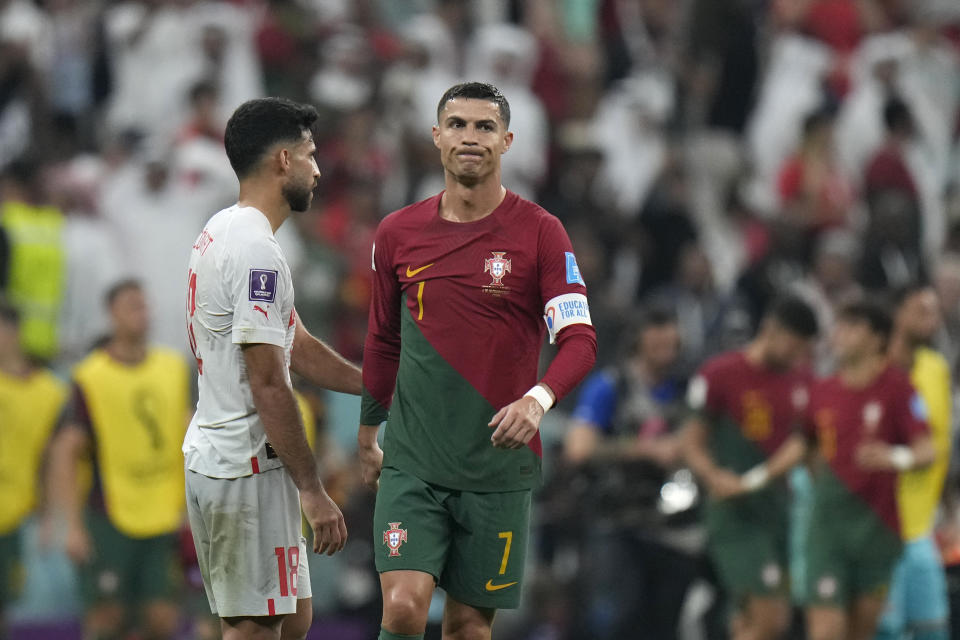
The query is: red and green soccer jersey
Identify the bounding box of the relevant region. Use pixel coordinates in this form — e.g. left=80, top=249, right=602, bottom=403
left=805, top=365, right=929, bottom=535
left=689, top=350, right=810, bottom=476
left=361, top=191, right=597, bottom=492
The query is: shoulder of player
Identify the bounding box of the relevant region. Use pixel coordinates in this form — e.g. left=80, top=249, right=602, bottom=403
left=696, top=350, right=744, bottom=381
left=913, top=347, right=949, bottom=378
left=380, top=194, right=442, bottom=231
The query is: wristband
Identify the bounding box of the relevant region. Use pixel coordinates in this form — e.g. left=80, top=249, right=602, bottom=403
left=741, top=464, right=770, bottom=491
left=524, top=384, right=554, bottom=413
left=889, top=446, right=915, bottom=471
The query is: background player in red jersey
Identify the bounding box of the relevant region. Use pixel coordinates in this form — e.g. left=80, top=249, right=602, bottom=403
left=802, top=302, right=935, bottom=640
left=683, top=297, right=818, bottom=640
left=358, top=83, right=597, bottom=640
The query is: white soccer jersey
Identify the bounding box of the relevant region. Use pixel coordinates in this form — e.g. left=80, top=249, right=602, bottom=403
left=183, top=205, right=296, bottom=479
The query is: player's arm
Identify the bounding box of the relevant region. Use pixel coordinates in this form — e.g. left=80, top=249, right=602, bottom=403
left=490, top=216, right=597, bottom=449
left=43, top=386, right=93, bottom=564
left=680, top=415, right=746, bottom=499
left=243, top=342, right=347, bottom=555
left=737, top=432, right=808, bottom=492
left=856, top=385, right=936, bottom=472
left=357, top=231, right=400, bottom=489
left=290, top=309, right=361, bottom=394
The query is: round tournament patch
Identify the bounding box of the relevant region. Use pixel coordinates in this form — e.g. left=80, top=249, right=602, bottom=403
left=817, top=575, right=837, bottom=599
left=762, top=563, right=782, bottom=588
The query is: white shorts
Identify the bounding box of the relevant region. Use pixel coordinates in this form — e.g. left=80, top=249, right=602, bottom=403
left=185, top=466, right=312, bottom=617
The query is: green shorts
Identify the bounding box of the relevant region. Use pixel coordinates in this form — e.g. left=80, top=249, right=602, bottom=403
left=373, top=466, right=531, bottom=610
left=0, top=527, right=24, bottom=608
left=706, top=497, right=789, bottom=602
left=804, top=497, right=902, bottom=607
left=81, top=511, right=181, bottom=606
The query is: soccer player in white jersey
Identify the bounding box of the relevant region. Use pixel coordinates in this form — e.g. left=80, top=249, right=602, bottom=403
left=183, top=97, right=362, bottom=640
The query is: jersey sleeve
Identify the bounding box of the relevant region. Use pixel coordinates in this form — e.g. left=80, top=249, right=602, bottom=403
left=360, top=223, right=402, bottom=425
left=571, top=372, right=618, bottom=433
left=538, top=214, right=592, bottom=343
left=686, top=361, right=725, bottom=419
left=892, top=378, right=931, bottom=444
left=536, top=214, right=597, bottom=402
left=229, top=238, right=291, bottom=347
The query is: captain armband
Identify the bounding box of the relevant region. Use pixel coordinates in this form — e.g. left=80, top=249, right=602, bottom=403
left=543, top=293, right=592, bottom=344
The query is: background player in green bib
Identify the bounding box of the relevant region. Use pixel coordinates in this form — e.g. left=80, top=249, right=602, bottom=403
left=802, top=302, right=934, bottom=640
left=45, top=281, right=190, bottom=640
left=683, top=297, right=818, bottom=640
left=358, top=82, right=597, bottom=640
left=0, top=300, right=67, bottom=633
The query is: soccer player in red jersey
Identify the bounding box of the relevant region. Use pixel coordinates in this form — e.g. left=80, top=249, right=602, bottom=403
left=358, top=82, right=597, bottom=640
left=803, top=302, right=934, bottom=640
left=683, top=297, right=818, bottom=640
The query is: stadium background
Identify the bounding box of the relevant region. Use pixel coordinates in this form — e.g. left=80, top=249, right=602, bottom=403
left=3, top=0, right=960, bottom=638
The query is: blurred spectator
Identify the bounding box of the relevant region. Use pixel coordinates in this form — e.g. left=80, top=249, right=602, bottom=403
left=777, top=109, right=856, bottom=237
left=648, top=243, right=749, bottom=373
left=858, top=189, right=926, bottom=291
left=0, top=299, right=67, bottom=631
left=45, top=280, right=189, bottom=640
left=792, top=229, right=863, bottom=374
left=563, top=308, right=695, bottom=639
left=933, top=253, right=960, bottom=374
left=0, top=160, right=66, bottom=363
left=466, top=22, right=548, bottom=200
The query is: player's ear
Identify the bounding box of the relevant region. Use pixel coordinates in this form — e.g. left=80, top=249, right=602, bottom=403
left=277, top=147, right=292, bottom=174
left=432, top=125, right=441, bottom=150
left=501, top=130, right=513, bottom=154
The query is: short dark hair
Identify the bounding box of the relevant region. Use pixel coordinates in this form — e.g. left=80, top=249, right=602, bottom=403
left=838, top=300, right=893, bottom=345
left=105, top=279, right=142, bottom=308
left=766, top=296, right=819, bottom=339
left=224, top=97, right=319, bottom=179
left=0, top=298, right=19, bottom=327
left=437, top=82, right=511, bottom=128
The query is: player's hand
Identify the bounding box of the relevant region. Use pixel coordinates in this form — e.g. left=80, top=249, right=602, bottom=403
left=358, top=439, right=384, bottom=491
left=64, top=521, right=93, bottom=565
left=301, top=488, right=348, bottom=556
left=856, top=440, right=895, bottom=471
left=706, top=468, right=746, bottom=500
left=489, top=396, right=544, bottom=449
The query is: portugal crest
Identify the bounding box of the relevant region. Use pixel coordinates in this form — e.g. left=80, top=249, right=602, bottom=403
left=484, top=252, right=512, bottom=287
left=383, top=522, right=408, bottom=557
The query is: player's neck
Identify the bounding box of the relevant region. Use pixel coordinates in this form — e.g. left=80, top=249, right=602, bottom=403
left=439, top=178, right=506, bottom=224
left=0, top=353, right=31, bottom=378
left=887, top=331, right=916, bottom=370
left=105, top=337, right=147, bottom=366
left=838, top=354, right=887, bottom=389
left=237, top=182, right=290, bottom=233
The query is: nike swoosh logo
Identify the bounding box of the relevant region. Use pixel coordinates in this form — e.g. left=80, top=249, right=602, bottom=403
left=406, top=263, right=434, bottom=278
left=484, top=579, right=518, bottom=592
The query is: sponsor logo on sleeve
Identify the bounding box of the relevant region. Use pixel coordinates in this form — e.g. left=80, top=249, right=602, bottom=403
left=249, top=269, right=278, bottom=303
left=542, top=293, right=591, bottom=343
left=565, top=252, right=585, bottom=285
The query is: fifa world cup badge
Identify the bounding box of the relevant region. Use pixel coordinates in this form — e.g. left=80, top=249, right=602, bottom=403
left=383, top=522, right=408, bottom=557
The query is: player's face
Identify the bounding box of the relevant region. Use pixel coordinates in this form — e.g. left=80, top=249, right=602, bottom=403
left=764, top=324, right=811, bottom=371
left=831, top=319, right=880, bottom=365
left=110, top=287, right=149, bottom=341
left=433, top=98, right=513, bottom=186
left=638, top=323, right=680, bottom=373
left=281, top=131, right=320, bottom=213
left=897, top=289, right=941, bottom=343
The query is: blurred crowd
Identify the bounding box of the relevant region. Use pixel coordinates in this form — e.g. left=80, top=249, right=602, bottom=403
left=3, top=0, right=960, bottom=638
